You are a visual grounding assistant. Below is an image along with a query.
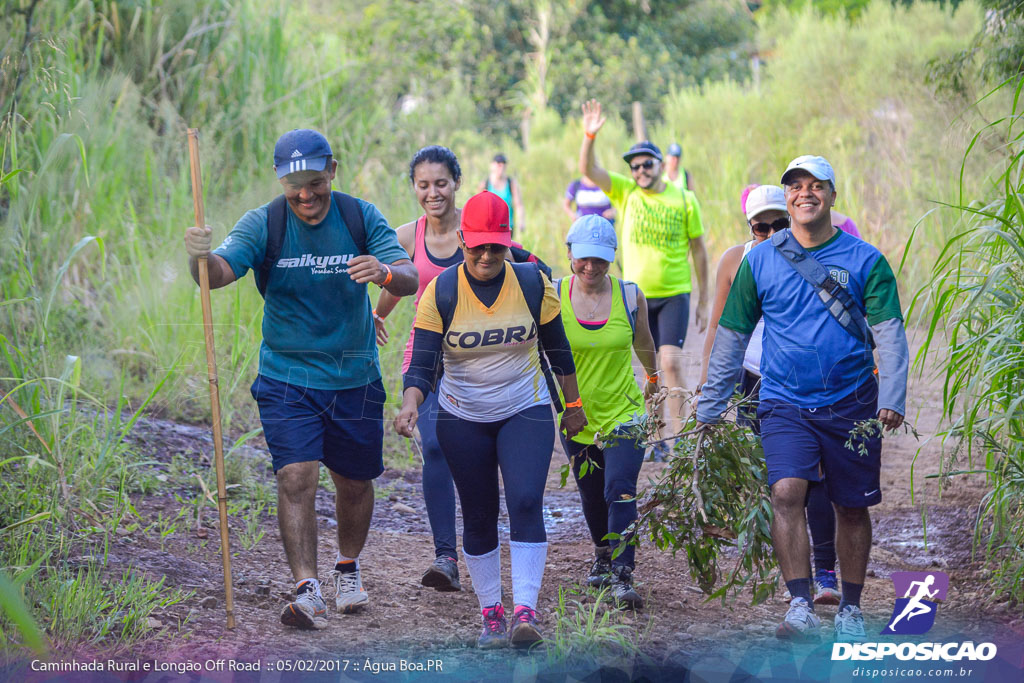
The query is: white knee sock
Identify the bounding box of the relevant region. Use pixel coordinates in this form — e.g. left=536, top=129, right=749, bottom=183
left=463, top=546, right=502, bottom=610
left=510, top=541, right=547, bottom=610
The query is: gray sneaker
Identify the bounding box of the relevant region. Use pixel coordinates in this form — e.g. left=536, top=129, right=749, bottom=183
left=834, top=605, right=867, bottom=642
left=421, top=556, right=462, bottom=592
left=775, top=597, right=822, bottom=641
left=610, top=565, right=644, bottom=610
left=280, top=588, right=328, bottom=630
left=332, top=563, right=369, bottom=613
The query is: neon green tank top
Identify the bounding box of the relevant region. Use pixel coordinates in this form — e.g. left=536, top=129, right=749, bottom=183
left=559, top=275, right=645, bottom=446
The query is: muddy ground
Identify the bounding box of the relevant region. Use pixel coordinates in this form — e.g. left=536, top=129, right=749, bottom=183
left=26, top=330, right=1024, bottom=679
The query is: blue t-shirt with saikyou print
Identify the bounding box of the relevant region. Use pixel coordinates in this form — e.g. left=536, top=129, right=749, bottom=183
left=213, top=196, right=409, bottom=390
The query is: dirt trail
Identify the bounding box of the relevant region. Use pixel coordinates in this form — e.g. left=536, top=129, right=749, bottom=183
left=47, top=328, right=1023, bottom=676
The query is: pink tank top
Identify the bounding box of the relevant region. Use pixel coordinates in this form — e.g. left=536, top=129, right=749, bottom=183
left=402, top=216, right=463, bottom=373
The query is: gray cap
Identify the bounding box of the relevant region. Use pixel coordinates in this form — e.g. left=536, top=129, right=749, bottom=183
left=667, top=143, right=682, bottom=157
left=781, top=155, right=836, bottom=186
left=566, top=214, right=617, bottom=262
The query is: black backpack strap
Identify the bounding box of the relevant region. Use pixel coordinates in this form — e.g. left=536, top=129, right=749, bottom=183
left=435, top=265, right=460, bottom=335
left=256, top=192, right=367, bottom=298
left=770, top=229, right=875, bottom=348
left=333, top=191, right=367, bottom=255
left=256, top=195, right=289, bottom=298
left=508, top=245, right=552, bottom=282
left=510, top=262, right=564, bottom=413
left=616, top=277, right=639, bottom=339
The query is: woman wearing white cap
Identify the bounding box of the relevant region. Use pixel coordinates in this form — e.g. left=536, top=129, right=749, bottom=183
left=698, top=184, right=840, bottom=607
left=557, top=214, right=658, bottom=609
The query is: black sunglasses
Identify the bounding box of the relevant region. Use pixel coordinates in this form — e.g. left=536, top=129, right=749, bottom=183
left=463, top=243, right=507, bottom=255
left=750, top=217, right=790, bottom=235
left=629, top=159, right=656, bottom=172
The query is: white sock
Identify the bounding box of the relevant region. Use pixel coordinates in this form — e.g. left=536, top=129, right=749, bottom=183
left=336, top=552, right=358, bottom=564
left=463, top=546, right=502, bottom=610
left=296, top=577, right=322, bottom=598
left=510, top=541, right=547, bottom=610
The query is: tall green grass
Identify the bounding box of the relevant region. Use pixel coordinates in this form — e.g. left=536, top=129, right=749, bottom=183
left=911, top=74, right=1024, bottom=602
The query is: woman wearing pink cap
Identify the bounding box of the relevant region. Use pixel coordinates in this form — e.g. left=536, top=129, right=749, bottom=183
left=395, top=191, right=586, bottom=650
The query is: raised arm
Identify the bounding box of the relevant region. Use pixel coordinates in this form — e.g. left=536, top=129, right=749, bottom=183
left=579, top=99, right=611, bottom=193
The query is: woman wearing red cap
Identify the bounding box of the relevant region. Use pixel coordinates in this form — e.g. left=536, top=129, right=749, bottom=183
left=395, top=191, right=586, bottom=650
left=374, top=147, right=551, bottom=596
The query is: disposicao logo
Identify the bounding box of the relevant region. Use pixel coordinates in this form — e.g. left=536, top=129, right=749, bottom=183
left=831, top=570, right=998, bottom=663
left=882, top=570, right=948, bottom=635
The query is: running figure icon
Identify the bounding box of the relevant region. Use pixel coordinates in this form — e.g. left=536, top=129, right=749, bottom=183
left=886, top=575, right=939, bottom=630
left=882, top=571, right=948, bottom=635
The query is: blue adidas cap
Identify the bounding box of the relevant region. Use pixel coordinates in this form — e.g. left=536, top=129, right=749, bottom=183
left=273, top=129, right=333, bottom=178
left=566, top=214, right=617, bottom=263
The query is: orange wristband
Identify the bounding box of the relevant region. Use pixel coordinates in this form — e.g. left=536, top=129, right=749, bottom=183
left=645, top=372, right=659, bottom=384
left=378, top=264, right=393, bottom=287
left=584, top=131, right=596, bottom=140
left=565, top=398, right=582, bottom=408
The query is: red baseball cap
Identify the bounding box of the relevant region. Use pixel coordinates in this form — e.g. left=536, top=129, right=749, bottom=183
left=460, top=191, right=512, bottom=248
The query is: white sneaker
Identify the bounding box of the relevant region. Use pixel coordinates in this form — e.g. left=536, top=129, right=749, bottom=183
left=280, top=588, right=328, bottom=630
left=776, top=597, right=822, bottom=641
left=332, top=563, right=369, bottom=613
left=834, top=605, right=867, bottom=642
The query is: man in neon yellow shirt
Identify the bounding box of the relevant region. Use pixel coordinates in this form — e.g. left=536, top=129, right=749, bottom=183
left=578, top=99, right=710, bottom=448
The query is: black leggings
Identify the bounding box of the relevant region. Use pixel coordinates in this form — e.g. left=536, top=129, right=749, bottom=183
left=561, top=428, right=646, bottom=568
left=435, top=405, right=554, bottom=556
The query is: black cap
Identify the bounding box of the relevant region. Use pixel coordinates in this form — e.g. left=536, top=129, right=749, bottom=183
left=493, top=153, right=508, bottom=164
left=622, top=141, right=662, bottom=163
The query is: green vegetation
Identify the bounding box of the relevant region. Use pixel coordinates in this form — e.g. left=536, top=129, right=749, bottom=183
left=0, top=0, right=1019, bottom=657
left=912, top=74, right=1024, bottom=603
left=545, top=584, right=647, bottom=666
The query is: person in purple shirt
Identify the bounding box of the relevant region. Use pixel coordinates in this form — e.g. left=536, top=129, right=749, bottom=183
left=563, top=177, right=617, bottom=224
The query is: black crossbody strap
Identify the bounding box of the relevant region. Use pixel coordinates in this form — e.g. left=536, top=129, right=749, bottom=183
left=770, top=229, right=875, bottom=348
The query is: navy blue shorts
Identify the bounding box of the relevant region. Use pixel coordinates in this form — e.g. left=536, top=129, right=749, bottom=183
left=646, top=292, right=690, bottom=350
left=758, top=379, right=882, bottom=508
left=250, top=375, right=385, bottom=480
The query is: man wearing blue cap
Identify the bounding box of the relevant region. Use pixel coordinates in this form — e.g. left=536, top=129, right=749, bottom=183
left=579, top=100, right=710, bottom=451
left=184, top=129, right=417, bottom=630
left=696, top=155, right=909, bottom=643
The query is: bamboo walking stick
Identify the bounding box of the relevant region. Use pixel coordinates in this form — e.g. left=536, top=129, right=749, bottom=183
left=187, top=128, right=236, bottom=630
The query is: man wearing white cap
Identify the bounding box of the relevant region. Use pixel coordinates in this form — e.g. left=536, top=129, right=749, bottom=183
left=183, top=129, right=418, bottom=630
left=696, top=156, right=909, bottom=643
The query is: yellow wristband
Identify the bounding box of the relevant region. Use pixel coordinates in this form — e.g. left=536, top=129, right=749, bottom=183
left=564, top=398, right=582, bottom=409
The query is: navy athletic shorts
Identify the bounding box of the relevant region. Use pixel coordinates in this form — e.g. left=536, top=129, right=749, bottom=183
left=250, top=375, right=385, bottom=479
left=758, top=378, right=882, bottom=508
left=645, top=292, right=690, bottom=350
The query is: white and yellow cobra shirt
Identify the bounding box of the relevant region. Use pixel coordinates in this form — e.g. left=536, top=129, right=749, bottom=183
left=414, top=264, right=561, bottom=422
